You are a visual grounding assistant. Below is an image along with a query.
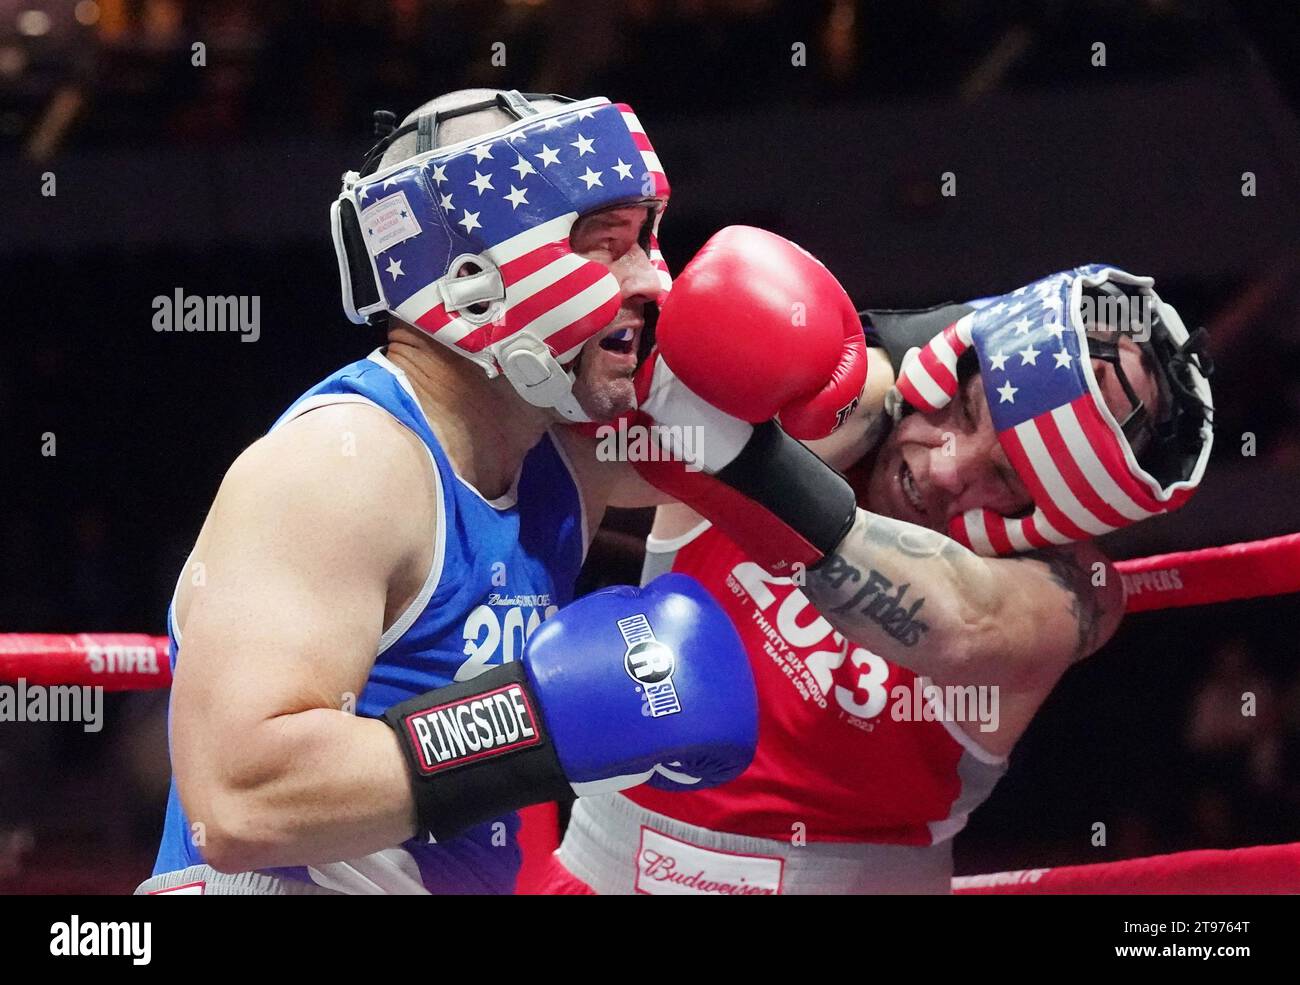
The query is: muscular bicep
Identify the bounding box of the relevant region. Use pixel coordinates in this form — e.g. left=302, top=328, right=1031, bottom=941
left=171, top=405, right=432, bottom=792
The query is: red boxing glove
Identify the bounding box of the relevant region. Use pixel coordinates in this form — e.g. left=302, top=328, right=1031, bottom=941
left=628, top=227, right=865, bottom=573
left=655, top=225, right=866, bottom=439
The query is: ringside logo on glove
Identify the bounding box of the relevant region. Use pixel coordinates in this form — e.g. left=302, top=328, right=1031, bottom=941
left=619, top=613, right=681, bottom=718
left=382, top=574, right=758, bottom=843
left=399, top=683, right=543, bottom=775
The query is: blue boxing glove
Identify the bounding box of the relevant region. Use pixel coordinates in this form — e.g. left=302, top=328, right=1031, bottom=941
left=528, top=572, right=758, bottom=795
left=383, top=573, right=757, bottom=841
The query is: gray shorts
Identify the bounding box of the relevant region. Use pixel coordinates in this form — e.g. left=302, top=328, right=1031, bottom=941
left=558, top=793, right=954, bottom=895
left=135, top=865, right=342, bottom=895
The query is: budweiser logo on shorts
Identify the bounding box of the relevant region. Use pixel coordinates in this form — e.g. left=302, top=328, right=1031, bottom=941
left=635, top=827, right=784, bottom=895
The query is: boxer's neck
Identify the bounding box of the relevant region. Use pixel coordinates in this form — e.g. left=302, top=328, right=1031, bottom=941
left=385, top=326, right=552, bottom=501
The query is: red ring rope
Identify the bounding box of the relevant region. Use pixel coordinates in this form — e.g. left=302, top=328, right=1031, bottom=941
left=0, top=633, right=171, bottom=690
left=1114, top=532, right=1300, bottom=612
left=954, top=841, right=1300, bottom=894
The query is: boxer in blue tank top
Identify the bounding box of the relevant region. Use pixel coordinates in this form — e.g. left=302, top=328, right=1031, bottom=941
left=139, top=88, right=767, bottom=895
left=150, top=349, right=584, bottom=893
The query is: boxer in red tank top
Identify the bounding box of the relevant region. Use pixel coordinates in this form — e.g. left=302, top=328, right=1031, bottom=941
left=626, top=500, right=1005, bottom=848
left=536, top=289, right=1193, bottom=894
left=536, top=461, right=1008, bottom=894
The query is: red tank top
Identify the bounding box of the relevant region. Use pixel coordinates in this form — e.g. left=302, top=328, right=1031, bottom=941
left=627, top=523, right=1005, bottom=845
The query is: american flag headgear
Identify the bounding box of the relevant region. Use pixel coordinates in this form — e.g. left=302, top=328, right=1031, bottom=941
left=331, top=92, right=671, bottom=422
left=890, top=265, right=1214, bottom=556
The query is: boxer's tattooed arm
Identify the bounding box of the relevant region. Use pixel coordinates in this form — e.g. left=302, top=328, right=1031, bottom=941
left=806, top=509, right=1120, bottom=684
left=805, top=509, right=1002, bottom=679
left=1023, top=548, right=1104, bottom=663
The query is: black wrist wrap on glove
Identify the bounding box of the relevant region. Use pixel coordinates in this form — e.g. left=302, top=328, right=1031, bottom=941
left=717, top=421, right=859, bottom=568
left=383, top=661, right=572, bottom=843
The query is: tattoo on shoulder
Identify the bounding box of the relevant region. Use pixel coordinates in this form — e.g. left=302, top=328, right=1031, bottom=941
left=1027, top=549, right=1106, bottom=661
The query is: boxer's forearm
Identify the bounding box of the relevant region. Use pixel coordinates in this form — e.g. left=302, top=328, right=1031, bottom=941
left=804, top=508, right=1006, bottom=683
left=803, top=401, right=889, bottom=472
left=185, top=709, right=416, bottom=873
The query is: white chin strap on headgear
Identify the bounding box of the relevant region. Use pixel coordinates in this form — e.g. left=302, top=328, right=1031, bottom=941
left=330, top=90, right=672, bottom=422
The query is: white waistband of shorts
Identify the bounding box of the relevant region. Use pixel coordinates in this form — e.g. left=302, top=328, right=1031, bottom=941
left=558, top=794, right=953, bottom=895
left=135, top=865, right=344, bottom=896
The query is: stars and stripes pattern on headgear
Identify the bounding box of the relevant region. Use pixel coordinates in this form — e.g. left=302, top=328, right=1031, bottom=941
left=333, top=96, right=669, bottom=421
left=892, top=266, right=1210, bottom=556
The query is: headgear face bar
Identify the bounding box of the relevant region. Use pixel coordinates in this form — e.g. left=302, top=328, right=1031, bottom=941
left=331, top=91, right=671, bottom=421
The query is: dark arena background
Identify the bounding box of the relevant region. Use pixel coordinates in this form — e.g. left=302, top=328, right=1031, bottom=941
left=2, top=0, right=1300, bottom=905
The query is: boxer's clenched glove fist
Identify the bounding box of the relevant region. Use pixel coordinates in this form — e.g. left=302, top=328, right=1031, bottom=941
left=384, top=573, right=758, bottom=842
left=633, top=226, right=865, bottom=573
left=655, top=225, right=867, bottom=438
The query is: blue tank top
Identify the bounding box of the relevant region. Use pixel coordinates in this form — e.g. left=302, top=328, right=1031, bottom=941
left=152, top=349, right=585, bottom=893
